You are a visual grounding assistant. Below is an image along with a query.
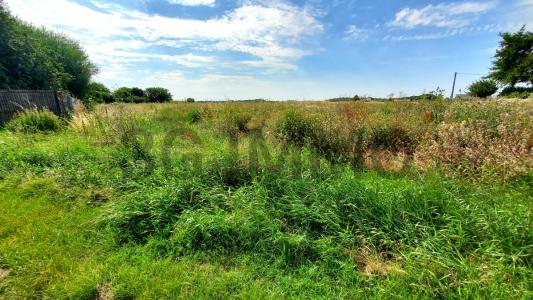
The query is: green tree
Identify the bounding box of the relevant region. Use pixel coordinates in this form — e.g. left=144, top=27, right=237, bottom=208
left=468, top=79, right=498, bottom=98
left=112, top=87, right=133, bottom=102
left=86, top=82, right=114, bottom=104
left=145, top=87, right=173, bottom=103
left=0, top=4, right=96, bottom=99
left=131, top=87, right=145, bottom=97
left=489, top=26, right=533, bottom=87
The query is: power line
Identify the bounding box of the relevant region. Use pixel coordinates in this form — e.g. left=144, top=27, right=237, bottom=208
left=457, top=72, right=488, bottom=76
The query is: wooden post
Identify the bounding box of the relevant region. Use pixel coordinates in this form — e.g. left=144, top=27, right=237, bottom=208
left=450, top=72, right=457, bottom=99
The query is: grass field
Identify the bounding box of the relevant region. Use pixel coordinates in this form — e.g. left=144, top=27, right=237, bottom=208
left=0, top=99, right=532, bottom=299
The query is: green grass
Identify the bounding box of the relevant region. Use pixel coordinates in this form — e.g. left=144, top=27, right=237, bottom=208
left=0, top=101, right=531, bottom=299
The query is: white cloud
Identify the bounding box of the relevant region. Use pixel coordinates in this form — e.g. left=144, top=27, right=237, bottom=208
left=392, top=1, right=496, bottom=29
left=168, top=0, right=216, bottom=7
left=343, top=25, right=368, bottom=41
left=384, top=31, right=460, bottom=41
left=5, top=0, right=322, bottom=72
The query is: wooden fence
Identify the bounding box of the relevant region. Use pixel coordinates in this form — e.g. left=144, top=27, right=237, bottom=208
left=0, top=90, right=64, bottom=126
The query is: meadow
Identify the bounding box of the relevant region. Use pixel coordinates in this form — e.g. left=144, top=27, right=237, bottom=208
left=0, top=99, right=531, bottom=299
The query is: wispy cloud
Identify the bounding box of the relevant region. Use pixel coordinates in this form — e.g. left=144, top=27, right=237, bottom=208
left=168, top=0, right=216, bottom=7
left=391, top=1, right=496, bottom=29
left=5, top=0, right=323, bottom=72
left=343, top=25, right=368, bottom=41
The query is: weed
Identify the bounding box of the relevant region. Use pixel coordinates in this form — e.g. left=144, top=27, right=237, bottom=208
left=5, top=109, right=63, bottom=133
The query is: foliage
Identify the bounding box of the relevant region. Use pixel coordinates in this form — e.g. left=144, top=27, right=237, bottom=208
left=369, top=125, right=416, bottom=154
left=5, top=109, right=63, bottom=133
left=0, top=6, right=96, bottom=99
left=145, top=87, right=173, bottom=103
left=187, top=98, right=196, bottom=103
left=112, top=87, right=173, bottom=103
left=85, top=82, right=114, bottom=104
left=499, top=85, right=533, bottom=98
left=489, top=26, right=533, bottom=87
left=130, top=87, right=144, bottom=98
left=467, top=79, right=498, bottom=98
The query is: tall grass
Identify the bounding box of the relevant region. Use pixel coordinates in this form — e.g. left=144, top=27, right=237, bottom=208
left=0, top=99, right=531, bottom=298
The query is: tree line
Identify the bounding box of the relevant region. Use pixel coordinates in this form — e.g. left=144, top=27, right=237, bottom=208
left=87, top=84, right=173, bottom=104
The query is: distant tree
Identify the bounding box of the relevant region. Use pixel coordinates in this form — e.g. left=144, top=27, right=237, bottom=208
left=489, top=26, right=533, bottom=87
left=186, top=98, right=195, bottom=103
left=353, top=95, right=361, bottom=101
left=86, top=82, right=114, bottom=104
left=468, top=79, right=498, bottom=98
left=112, top=87, right=133, bottom=102
left=130, top=87, right=145, bottom=97
left=145, top=87, right=173, bottom=103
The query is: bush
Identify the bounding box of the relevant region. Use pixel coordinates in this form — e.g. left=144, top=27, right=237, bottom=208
left=219, top=109, right=252, bottom=137
left=5, top=109, right=63, bottom=133
left=277, top=110, right=319, bottom=146
left=277, top=110, right=361, bottom=163
left=185, top=108, right=202, bottom=124
left=468, top=79, right=498, bottom=98
left=145, top=87, right=173, bottom=103
left=369, top=125, right=416, bottom=154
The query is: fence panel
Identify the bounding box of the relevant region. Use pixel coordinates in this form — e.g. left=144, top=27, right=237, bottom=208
left=0, top=90, right=62, bottom=125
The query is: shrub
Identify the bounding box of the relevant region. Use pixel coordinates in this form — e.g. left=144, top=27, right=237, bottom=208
left=185, top=108, right=202, bottom=124
left=5, top=109, right=63, bottom=133
left=219, top=109, right=252, bottom=137
left=277, top=110, right=363, bottom=163
left=468, top=79, right=498, bottom=98
left=369, top=125, right=417, bottom=154
left=186, top=98, right=195, bottom=103
left=277, top=110, right=318, bottom=146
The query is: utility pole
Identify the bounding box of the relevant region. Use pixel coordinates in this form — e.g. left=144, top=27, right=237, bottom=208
left=450, top=72, right=458, bottom=99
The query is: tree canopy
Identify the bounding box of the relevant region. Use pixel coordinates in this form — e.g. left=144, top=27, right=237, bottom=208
left=489, top=26, right=533, bottom=87
left=112, top=87, right=173, bottom=103
left=0, top=4, right=96, bottom=99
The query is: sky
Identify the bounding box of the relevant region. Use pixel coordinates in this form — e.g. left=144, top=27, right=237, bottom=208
left=4, top=0, right=533, bottom=100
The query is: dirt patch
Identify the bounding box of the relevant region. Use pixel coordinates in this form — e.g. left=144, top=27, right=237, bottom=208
left=0, top=268, right=10, bottom=280
left=95, top=284, right=113, bottom=300
left=348, top=247, right=406, bottom=277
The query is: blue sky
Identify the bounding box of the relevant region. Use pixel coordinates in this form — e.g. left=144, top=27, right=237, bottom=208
left=5, top=0, right=533, bottom=100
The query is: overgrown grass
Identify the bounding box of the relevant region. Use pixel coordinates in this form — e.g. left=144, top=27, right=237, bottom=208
left=0, top=100, right=531, bottom=298
left=5, top=109, right=63, bottom=133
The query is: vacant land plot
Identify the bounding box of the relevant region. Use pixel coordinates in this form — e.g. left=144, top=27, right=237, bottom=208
left=0, top=100, right=531, bottom=299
